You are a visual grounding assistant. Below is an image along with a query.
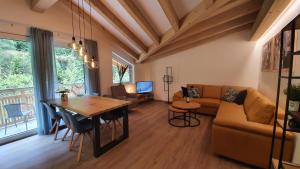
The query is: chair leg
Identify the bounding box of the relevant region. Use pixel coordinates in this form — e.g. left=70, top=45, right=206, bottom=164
left=116, top=119, right=122, bottom=127
left=77, top=134, right=84, bottom=162
left=62, top=128, right=70, bottom=141
left=4, top=119, right=7, bottom=135
left=14, top=118, right=17, bottom=128
left=24, top=116, right=28, bottom=131
left=69, top=131, right=75, bottom=151
left=87, top=131, right=93, bottom=142
left=72, top=133, right=80, bottom=149
left=54, top=120, right=60, bottom=140
left=50, top=119, right=58, bottom=134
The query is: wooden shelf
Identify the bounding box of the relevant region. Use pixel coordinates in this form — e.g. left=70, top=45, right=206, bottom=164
left=272, top=158, right=300, bottom=169
left=277, top=119, right=300, bottom=133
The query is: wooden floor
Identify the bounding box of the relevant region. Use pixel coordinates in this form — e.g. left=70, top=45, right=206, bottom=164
left=0, top=101, right=255, bottom=169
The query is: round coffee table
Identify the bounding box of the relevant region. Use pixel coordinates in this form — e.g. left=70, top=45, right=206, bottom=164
left=169, top=101, right=201, bottom=127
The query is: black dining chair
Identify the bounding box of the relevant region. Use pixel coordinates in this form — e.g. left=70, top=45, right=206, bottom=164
left=101, top=109, right=123, bottom=141
left=62, top=108, right=93, bottom=162
left=3, top=103, right=32, bottom=135
left=40, top=100, right=62, bottom=140
left=56, top=106, right=89, bottom=151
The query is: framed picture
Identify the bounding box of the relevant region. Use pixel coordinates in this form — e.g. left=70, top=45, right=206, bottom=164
left=262, top=39, right=273, bottom=71
left=272, top=33, right=281, bottom=70
left=282, top=30, right=292, bottom=69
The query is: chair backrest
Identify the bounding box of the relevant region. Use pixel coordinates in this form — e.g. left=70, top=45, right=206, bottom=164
left=40, top=100, right=60, bottom=120
left=63, top=108, right=80, bottom=133
left=56, top=106, right=70, bottom=127
left=111, top=85, right=127, bottom=98
left=4, top=104, right=23, bottom=118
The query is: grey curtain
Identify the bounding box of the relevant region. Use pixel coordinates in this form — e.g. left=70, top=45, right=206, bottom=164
left=31, top=27, right=55, bottom=135
left=84, top=39, right=100, bottom=96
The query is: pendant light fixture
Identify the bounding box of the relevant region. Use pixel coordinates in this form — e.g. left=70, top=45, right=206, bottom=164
left=88, top=0, right=98, bottom=69
left=69, top=0, right=78, bottom=51
left=77, top=0, right=84, bottom=57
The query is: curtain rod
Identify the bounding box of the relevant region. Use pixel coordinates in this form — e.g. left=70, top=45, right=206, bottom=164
left=0, top=31, right=30, bottom=38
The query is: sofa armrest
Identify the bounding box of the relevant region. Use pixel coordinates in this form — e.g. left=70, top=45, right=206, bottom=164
left=127, top=93, right=143, bottom=99
left=173, top=91, right=183, bottom=102
left=214, top=119, right=294, bottom=140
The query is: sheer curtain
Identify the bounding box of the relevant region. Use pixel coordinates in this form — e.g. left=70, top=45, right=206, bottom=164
left=84, top=39, right=100, bottom=96
left=31, top=27, right=55, bottom=135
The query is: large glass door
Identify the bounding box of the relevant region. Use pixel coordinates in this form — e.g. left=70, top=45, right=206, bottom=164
left=0, top=38, right=37, bottom=144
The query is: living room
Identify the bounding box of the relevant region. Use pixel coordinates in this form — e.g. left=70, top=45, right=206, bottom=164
left=0, top=0, right=300, bottom=169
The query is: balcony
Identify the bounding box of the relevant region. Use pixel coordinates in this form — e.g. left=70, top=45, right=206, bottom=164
left=0, top=87, right=36, bottom=139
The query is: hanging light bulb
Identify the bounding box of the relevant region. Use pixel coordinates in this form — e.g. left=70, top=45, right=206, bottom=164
left=83, top=49, right=89, bottom=63
left=71, top=36, right=78, bottom=51
left=78, top=40, right=84, bottom=57
left=90, top=56, right=98, bottom=69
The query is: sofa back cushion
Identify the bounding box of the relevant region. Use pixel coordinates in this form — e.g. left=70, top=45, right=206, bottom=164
left=202, top=85, right=222, bottom=99
left=187, top=84, right=203, bottom=97
left=244, top=88, right=275, bottom=124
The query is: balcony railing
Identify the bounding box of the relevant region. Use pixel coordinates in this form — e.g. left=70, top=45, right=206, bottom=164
left=0, top=87, right=35, bottom=127
left=0, top=83, right=85, bottom=128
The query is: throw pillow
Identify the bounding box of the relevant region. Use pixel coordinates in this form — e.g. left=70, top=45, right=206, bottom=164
left=234, top=90, right=247, bottom=105
left=181, top=87, right=189, bottom=97
left=221, top=88, right=239, bottom=102
left=188, top=87, right=200, bottom=98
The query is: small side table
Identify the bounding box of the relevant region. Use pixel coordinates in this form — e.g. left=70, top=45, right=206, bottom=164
left=168, top=101, right=201, bottom=127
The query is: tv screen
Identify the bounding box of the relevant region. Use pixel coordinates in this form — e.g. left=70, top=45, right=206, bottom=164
left=136, top=81, right=153, bottom=93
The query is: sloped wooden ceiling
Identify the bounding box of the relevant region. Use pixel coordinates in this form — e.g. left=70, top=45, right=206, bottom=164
left=52, top=0, right=290, bottom=62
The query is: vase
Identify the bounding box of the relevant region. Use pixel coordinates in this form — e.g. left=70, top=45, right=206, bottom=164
left=61, top=93, right=68, bottom=102
left=288, top=100, right=300, bottom=112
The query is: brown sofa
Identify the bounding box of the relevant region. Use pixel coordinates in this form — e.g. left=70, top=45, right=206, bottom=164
left=173, top=84, right=295, bottom=168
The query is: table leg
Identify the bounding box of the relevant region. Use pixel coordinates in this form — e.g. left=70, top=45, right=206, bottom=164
left=123, top=106, right=129, bottom=138
left=92, top=115, right=101, bottom=157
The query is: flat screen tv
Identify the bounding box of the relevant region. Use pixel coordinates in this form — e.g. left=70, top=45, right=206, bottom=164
left=136, top=81, right=153, bottom=94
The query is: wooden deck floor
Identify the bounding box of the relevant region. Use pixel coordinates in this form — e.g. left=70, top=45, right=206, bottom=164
left=0, top=101, right=255, bottom=169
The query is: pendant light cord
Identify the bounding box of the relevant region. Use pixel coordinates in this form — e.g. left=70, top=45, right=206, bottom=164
left=77, top=0, right=82, bottom=41
left=71, top=0, right=75, bottom=37
left=82, top=0, right=86, bottom=41
left=89, top=0, right=93, bottom=41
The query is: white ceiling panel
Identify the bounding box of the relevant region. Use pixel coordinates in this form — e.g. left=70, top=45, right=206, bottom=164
left=170, top=0, right=202, bottom=19
left=133, top=0, right=171, bottom=35
left=103, top=0, right=153, bottom=46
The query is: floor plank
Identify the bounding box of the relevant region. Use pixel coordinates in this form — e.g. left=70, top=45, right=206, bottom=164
left=0, top=101, right=255, bottom=169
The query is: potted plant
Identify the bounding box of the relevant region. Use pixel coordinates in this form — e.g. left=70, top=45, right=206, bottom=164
left=117, top=64, right=129, bottom=85
left=56, top=89, right=70, bottom=102
left=284, top=84, right=300, bottom=111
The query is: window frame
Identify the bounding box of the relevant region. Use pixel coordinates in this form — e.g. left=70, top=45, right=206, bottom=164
left=112, top=52, right=134, bottom=84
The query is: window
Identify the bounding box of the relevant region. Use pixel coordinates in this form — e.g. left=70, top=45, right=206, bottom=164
left=54, top=47, right=85, bottom=96
left=112, top=53, right=134, bottom=84
left=0, top=38, right=37, bottom=141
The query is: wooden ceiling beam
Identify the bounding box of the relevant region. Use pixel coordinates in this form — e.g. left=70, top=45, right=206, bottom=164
left=151, top=15, right=256, bottom=60
left=147, top=24, right=251, bottom=62
left=63, top=0, right=139, bottom=60
left=118, top=0, right=160, bottom=45
left=90, top=0, right=148, bottom=53
left=158, top=0, right=179, bottom=31
left=139, top=0, right=258, bottom=62
left=174, top=0, right=261, bottom=42
left=31, top=0, right=59, bottom=12
left=250, top=0, right=293, bottom=41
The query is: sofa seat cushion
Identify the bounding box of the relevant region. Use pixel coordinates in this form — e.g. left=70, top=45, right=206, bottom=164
left=214, top=102, right=294, bottom=139
left=192, top=98, right=220, bottom=108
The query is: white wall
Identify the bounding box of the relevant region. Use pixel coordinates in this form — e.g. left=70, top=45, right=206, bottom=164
left=136, top=29, right=262, bottom=101
left=0, top=0, right=135, bottom=95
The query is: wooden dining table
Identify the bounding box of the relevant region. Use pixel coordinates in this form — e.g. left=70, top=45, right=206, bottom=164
left=49, top=96, right=130, bottom=157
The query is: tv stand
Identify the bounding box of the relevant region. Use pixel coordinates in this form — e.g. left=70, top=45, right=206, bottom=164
left=139, top=92, right=154, bottom=102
